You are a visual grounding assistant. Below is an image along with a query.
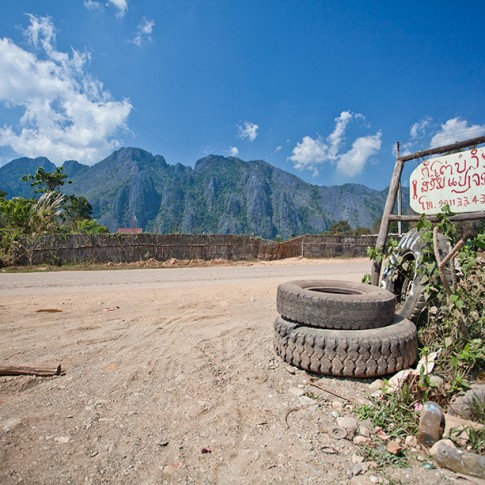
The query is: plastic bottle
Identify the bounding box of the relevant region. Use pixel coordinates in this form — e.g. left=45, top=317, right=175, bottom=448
left=416, top=401, right=444, bottom=446
left=433, top=440, right=485, bottom=479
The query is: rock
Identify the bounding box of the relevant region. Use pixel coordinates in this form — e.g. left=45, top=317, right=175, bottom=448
left=428, top=375, right=445, bottom=388
left=54, top=436, right=71, bottom=443
left=331, top=401, right=344, bottom=410
left=353, top=436, right=371, bottom=445
left=388, top=369, right=412, bottom=389
left=369, top=379, right=384, bottom=391
left=416, top=401, right=444, bottom=446
left=2, top=418, right=22, bottom=433
left=352, top=463, right=364, bottom=476
left=432, top=439, right=485, bottom=479
left=448, top=384, right=485, bottom=420
left=358, top=426, right=371, bottom=438
left=285, top=366, right=296, bottom=375
left=352, top=454, right=365, bottom=464
left=443, top=413, right=484, bottom=445
left=404, top=435, right=417, bottom=448
left=386, top=440, right=402, bottom=455
left=374, top=427, right=390, bottom=441
left=336, top=416, right=358, bottom=439
left=298, top=396, right=319, bottom=411
left=298, top=395, right=317, bottom=406
left=429, top=439, right=455, bottom=456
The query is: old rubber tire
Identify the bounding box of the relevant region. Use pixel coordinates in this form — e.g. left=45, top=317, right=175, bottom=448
left=381, top=229, right=451, bottom=322
left=276, top=280, right=396, bottom=330
left=274, top=315, right=417, bottom=378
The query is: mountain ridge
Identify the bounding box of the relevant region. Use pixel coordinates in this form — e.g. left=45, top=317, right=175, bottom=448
left=0, top=147, right=406, bottom=238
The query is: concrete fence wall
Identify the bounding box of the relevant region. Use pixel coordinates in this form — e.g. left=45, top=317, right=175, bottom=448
left=303, top=235, right=378, bottom=258
left=15, top=233, right=377, bottom=265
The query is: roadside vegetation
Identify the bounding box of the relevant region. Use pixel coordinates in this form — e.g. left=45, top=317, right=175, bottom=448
left=0, top=167, right=107, bottom=266
left=360, top=209, right=484, bottom=461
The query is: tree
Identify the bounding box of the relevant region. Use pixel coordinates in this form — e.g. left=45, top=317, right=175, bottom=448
left=354, top=227, right=372, bottom=236
left=63, top=196, right=93, bottom=223
left=74, top=219, right=109, bottom=234
left=328, top=220, right=352, bottom=235
left=0, top=194, right=63, bottom=265
left=21, top=166, right=72, bottom=193
left=0, top=168, right=108, bottom=265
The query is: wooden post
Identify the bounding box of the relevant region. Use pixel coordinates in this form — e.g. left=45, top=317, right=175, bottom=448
left=0, top=364, right=64, bottom=377
left=370, top=143, right=404, bottom=285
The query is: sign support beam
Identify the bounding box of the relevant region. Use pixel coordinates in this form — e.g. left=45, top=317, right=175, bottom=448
left=371, top=143, right=403, bottom=285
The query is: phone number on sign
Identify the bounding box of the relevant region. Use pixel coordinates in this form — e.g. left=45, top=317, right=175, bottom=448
left=417, top=194, right=485, bottom=212
left=439, top=193, right=485, bottom=208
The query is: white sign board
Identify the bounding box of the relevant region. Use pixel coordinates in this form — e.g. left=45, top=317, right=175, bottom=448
left=409, top=147, right=485, bottom=215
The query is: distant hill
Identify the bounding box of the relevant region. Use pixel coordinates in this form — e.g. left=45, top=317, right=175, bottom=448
left=0, top=147, right=408, bottom=238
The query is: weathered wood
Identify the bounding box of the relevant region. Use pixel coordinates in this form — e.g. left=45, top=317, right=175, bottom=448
left=398, top=135, right=485, bottom=163
left=0, top=364, right=64, bottom=377
left=433, top=227, right=453, bottom=296
left=439, top=234, right=470, bottom=271
left=389, top=211, right=485, bottom=222
left=371, top=143, right=403, bottom=285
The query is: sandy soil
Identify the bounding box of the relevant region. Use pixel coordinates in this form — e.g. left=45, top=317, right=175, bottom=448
left=0, top=258, right=463, bottom=484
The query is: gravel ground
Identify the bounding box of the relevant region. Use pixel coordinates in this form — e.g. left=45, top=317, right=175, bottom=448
left=0, top=258, right=465, bottom=484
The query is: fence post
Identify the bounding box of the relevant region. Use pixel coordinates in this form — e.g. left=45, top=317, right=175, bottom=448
left=371, top=143, right=403, bottom=285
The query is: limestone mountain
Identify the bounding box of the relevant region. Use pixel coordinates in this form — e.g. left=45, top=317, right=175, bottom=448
left=0, top=147, right=406, bottom=238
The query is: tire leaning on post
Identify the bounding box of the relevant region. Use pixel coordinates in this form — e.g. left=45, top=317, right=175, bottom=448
left=380, top=229, right=452, bottom=322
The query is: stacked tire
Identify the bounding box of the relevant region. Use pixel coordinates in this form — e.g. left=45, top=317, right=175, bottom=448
left=274, top=280, right=418, bottom=378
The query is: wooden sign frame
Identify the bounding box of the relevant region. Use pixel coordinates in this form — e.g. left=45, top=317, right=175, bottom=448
left=370, top=135, right=485, bottom=285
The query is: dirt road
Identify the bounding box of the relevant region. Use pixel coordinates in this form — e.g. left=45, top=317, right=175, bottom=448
left=0, top=259, right=455, bottom=484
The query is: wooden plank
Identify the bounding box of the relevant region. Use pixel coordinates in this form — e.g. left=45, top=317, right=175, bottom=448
left=398, top=135, right=485, bottom=163
left=371, top=144, right=403, bottom=285
left=389, top=211, right=485, bottom=222
left=0, top=364, right=64, bottom=377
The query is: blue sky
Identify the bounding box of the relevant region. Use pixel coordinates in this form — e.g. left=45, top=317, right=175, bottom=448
left=0, top=1, right=484, bottom=189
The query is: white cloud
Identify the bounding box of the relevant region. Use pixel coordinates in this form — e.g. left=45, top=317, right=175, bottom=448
left=132, top=19, right=155, bottom=47
left=410, top=116, right=431, bottom=139
left=83, top=0, right=102, bottom=10
left=430, top=117, right=485, bottom=148
left=327, top=111, right=353, bottom=160
left=229, top=146, right=239, bottom=157
left=399, top=117, right=432, bottom=156
left=84, top=0, right=127, bottom=16
left=289, top=111, right=380, bottom=178
left=108, top=0, right=128, bottom=17
left=0, top=15, right=132, bottom=165
left=337, top=133, right=382, bottom=176
left=237, top=121, right=259, bottom=142
left=288, top=136, right=327, bottom=176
